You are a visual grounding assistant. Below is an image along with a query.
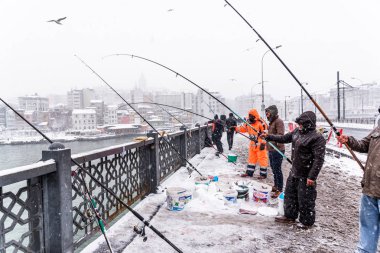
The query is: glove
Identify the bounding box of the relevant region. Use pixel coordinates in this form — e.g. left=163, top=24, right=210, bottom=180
left=259, top=143, right=266, bottom=150
left=249, top=135, right=258, bottom=143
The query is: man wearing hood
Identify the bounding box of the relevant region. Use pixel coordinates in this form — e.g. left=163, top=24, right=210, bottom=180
left=337, top=124, right=380, bottom=253
left=226, top=113, right=237, bottom=150
left=261, top=111, right=326, bottom=228
left=211, top=114, right=224, bottom=155
left=265, top=105, right=285, bottom=197
left=234, top=108, right=269, bottom=178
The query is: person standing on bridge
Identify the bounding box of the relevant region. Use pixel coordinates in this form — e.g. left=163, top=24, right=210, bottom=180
left=234, top=108, right=269, bottom=178
left=226, top=113, right=237, bottom=150
left=261, top=111, right=326, bottom=228
left=337, top=125, right=380, bottom=253
left=210, top=114, right=224, bottom=156
left=265, top=105, right=285, bottom=198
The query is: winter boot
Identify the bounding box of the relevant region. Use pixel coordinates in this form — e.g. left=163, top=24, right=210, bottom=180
left=271, top=190, right=281, bottom=199
left=275, top=216, right=296, bottom=224
left=297, top=224, right=312, bottom=230
left=257, top=167, right=267, bottom=179
left=241, top=165, right=255, bottom=177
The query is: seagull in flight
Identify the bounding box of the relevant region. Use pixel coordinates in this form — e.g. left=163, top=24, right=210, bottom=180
left=47, top=17, right=67, bottom=25
left=167, top=9, right=174, bottom=12
left=229, top=78, right=237, bottom=82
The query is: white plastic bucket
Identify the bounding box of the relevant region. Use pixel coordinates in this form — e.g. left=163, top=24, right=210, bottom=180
left=166, top=187, right=192, bottom=211
left=252, top=183, right=271, bottom=203
left=278, top=192, right=284, bottom=216
left=194, top=176, right=211, bottom=186
left=223, top=189, right=238, bottom=204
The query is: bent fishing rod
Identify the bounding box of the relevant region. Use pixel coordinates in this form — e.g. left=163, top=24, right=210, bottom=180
left=121, top=101, right=256, bottom=144
left=0, top=98, right=114, bottom=253
left=102, top=54, right=292, bottom=165
left=134, top=101, right=238, bottom=165
left=127, top=102, right=211, bottom=121
left=223, top=0, right=364, bottom=171
left=0, top=98, right=184, bottom=252
left=75, top=55, right=204, bottom=182
left=144, top=96, right=188, bottom=128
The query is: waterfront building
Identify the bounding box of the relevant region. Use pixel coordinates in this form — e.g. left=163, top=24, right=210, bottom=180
left=67, top=88, right=95, bottom=109
left=71, top=109, right=97, bottom=130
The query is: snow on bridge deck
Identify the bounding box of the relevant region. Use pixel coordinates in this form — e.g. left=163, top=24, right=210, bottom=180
left=82, top=134, right=367, bottom=253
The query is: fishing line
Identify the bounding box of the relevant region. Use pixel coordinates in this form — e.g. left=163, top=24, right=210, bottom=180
left=75, top=55, right=204, bottom=180
left=102, top=54, right=292, bottom=165
left=0, top=98, right=115, bottom=253
left=223, top=0, right=364, bottom=170
left=0, top=97, right=183, bottom=253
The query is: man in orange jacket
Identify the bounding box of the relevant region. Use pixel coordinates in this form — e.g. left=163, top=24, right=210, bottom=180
left=234, top=108, right=269, bottom=178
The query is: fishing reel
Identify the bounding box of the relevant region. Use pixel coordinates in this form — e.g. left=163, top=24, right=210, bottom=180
left=133, top=224, right=148, bottom=242
left=248, top=135, right=258, bottom=144
left=186, top=166, right=194, bottom=177
left=82, top=208, right=95, bottom=223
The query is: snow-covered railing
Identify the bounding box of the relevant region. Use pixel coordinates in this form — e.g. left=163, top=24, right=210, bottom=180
left=0, top=125, right=211, bottom=253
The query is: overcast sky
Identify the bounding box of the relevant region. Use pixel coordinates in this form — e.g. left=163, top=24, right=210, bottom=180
left=1, top=0, right=379, bottom=102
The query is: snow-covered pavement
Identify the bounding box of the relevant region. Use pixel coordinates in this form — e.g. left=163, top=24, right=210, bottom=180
left=82, top=134, right=367, bottom=253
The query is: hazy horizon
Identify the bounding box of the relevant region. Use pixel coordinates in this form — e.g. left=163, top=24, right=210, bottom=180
left=1, top=0, right=379, bottom=102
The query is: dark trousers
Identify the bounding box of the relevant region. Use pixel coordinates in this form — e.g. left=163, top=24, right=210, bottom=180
left=284, top=174, right=317, bottom=226
left=226, top=131, right=234, bottom=149
left=212, top=133, right=223, bottom=153
left=269, top=151, right=284, bottom=191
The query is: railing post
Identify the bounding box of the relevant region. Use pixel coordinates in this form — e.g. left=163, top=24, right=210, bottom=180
left=147, top=132, right=160, bottom=193
left=29, top=177, right=43, bottom=252
left=180, top=126, right=188, bottom=164
left=195, top=124, right=201, bottom=154
left=41, top=143, right=73, bottom=253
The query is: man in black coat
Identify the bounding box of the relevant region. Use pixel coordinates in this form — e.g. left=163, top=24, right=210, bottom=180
left=225, top=113, right=237, bottom=150
left=211, top=114, right=224, bottom=155
left=261, top=111, right=326, bottom=228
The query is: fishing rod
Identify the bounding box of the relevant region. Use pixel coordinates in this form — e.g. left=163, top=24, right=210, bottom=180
left=144, top=96, right=188, bottom=128
left=138, top=101, right=238, bottom=165
left=75, top=55, right=204, bottom=180
left=126, top=102, right=210, bottom=121
left=205, top=102, right=216, bottom=115
left=102, top=54, right=292, bottom=165
left=121, top=102, right=255, bottom=145
left=0, top=98, right=115, bottom=253
left=0, top=98, right=184, bottom=252
left=223, top=0, right=364, bottom=171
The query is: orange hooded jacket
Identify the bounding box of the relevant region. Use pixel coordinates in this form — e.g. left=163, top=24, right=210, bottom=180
left=236, top=109, right=268, bottom=145
left=236, top=109, right=269, bottom=167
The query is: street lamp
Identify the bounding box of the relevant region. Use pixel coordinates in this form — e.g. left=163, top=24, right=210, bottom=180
left=251, top=81, right=268, bottom=107
left=351, top=77, right=364, bottom=85
left=261, top=45, right=282, bottom=117
left=284, top=96, right=291, bottom=121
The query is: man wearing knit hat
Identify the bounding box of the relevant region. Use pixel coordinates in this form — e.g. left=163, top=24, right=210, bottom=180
left=265, top=105, right=285, bottom=198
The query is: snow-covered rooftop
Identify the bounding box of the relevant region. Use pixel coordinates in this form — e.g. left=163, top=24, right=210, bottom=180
left=108, top=124, right=138, bottom=130
left=72, top=109, right=96, bottom=114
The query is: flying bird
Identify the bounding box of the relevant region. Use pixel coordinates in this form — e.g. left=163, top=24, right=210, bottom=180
left=256, top=39, right=260, bottom=42
left=47, top=17, right=67, bottom=25
left=167, top=9, right=174, bottom=12
left=229, top=78, right=237, bottom=82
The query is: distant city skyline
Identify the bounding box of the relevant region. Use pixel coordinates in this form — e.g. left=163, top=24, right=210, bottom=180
left=1, top=0, right=380, bottom=103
